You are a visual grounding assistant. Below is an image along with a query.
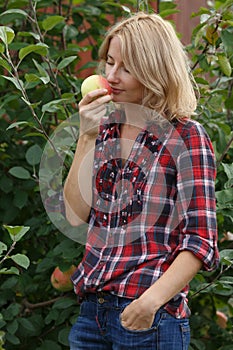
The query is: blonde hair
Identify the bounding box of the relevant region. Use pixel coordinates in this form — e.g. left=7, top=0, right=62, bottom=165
left=98, top=12, right=198, bottom=120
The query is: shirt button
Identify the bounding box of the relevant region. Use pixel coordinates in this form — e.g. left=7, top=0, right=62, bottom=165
left=98, top=297, right=105, bottom=304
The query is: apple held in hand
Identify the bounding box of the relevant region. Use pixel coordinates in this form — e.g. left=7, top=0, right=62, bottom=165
left=50, top=265, right=76, bottom=292
left=81, top=74, right=112, bottom=97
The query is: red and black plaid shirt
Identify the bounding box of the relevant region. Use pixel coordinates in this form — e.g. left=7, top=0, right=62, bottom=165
left=71, top=109, right=219, bottom=318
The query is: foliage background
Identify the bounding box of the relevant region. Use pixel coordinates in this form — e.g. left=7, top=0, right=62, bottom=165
left=0, top=0, right=232, bottom=349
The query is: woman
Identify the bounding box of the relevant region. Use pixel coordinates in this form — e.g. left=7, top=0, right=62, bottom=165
left=64, top=12, right=219, bottom=350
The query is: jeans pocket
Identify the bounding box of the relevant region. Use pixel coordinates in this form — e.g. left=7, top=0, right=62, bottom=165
left=118, top=309, right=160, bottom=335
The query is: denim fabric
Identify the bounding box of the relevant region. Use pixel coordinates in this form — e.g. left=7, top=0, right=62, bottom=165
left=69, top=293, right=190, bottom=350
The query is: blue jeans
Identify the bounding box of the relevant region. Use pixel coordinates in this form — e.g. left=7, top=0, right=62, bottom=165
left=69, top=293, right=190, bottom=349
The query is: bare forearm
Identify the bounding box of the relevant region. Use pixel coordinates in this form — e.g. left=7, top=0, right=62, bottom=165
left=120, top=251, right=202, bottom=331
left=63, top=134, right=96, bottom=226
left=140, top=250, right=202, bottom=312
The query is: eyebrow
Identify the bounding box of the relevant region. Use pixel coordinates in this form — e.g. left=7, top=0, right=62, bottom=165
left=106, top=54, right=114, bottom=60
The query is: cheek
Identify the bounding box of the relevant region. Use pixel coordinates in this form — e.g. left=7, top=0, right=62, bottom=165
left=134, top=84, right=144, bottom=97
left=129, top=77, right=143, bottom=93
left=105, top=66, right=109, bottom=77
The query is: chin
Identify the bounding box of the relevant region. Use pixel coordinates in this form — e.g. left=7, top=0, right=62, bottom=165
left=112, top=96, right=129, bottom=103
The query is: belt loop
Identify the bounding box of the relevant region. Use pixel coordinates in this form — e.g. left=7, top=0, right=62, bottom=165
left=77, top=295, right=84, bottom=304
left=116, top=294, right=119, bottom=308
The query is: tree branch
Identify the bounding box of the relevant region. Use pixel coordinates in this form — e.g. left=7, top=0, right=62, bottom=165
left=190, top=263, right=232, bottom=298
left=22, top=295, right=69, bottom=309
left=0, top=241, right=16, bottom=265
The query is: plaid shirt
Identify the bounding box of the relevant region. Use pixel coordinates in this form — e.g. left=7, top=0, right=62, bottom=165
left=71, top=110, right=219, bottom=318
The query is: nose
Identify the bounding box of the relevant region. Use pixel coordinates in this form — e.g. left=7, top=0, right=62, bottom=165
left=106, top=65, right=120, bottom=84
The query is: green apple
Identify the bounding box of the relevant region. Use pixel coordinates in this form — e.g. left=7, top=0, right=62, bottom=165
left=50, top=265, right=76, bottom=292
left=81, top=74, right=112, bottom=97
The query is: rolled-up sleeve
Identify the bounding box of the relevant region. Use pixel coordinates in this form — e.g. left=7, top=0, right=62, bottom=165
left=177, top=121, right=219, bottom=271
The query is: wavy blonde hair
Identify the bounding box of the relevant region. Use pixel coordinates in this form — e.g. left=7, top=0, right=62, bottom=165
left=98, top=12, right=198, bottom=120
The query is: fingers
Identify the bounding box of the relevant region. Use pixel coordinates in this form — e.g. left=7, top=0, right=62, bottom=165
left=120, top=299, right=155, bottom=331
left=79, top=88, right=112, bottom=108
left=79, top=89, right=112, bottom=136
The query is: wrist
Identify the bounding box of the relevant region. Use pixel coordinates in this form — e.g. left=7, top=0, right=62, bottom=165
left=139, top=288, right=164, bottom=314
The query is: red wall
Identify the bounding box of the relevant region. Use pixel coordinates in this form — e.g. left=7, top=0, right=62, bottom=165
left=169, top=0, right=207, bottom=44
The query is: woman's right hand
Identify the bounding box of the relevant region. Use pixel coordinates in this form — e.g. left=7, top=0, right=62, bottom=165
left=78, top=88, right=112, bottom=137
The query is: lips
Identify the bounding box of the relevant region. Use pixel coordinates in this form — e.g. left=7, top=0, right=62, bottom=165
left=111, top=87, right=123, bottom=95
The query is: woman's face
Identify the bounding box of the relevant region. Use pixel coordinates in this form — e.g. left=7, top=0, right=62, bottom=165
left=105, top=36, right=144, bottom=104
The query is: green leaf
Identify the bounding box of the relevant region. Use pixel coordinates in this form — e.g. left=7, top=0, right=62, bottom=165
left=219, top=276, right=233, bottom=285
left=0, top=241, right=7, bottom=255
left=225, top=93, right=233, bottom=109
left=58, top=327, right=70, bottom=346
left=121, top=5, right=131, bottom=13
left=0, top=267, right=19, bottom=275
left=159, top=1, right=177, bottom=12
left=21, top=97, right=41, bottom=109
left=39, top=76, right=50, bottom=84
left=57, top=56, right=77, bottom=70
left=42, top=16, right=65, bottom=31
left=0, top=57, right=11, bottom=71
left=0, top=330, right=6, bottom=345
left=159, top=9, right=180, bottom=18
left=13, top=190, right=28, bottom=209
left=0, top=9, right=28, bottom=18
left=6, top=121, right=29, bottom=130
left=18, top=31, right=40, bottom=41
left=0, top=26, right=15, bottom=45
left=0, top=43, right=4, bottom=53
left=193, top=24, right=207, bottom=47
left=18, top=318, right=36, bottom=333
left=7, top=319, right=18, bottom=335
left=216, top=188, right=233, bottom=205
left=221, top=0, right=233, bottom=10
left=4, top=303, right=21, bottom=319
left=10, top=254, right=30, bottom=269
left=190, top=338, right=205, bottom=350
left=37, top=339, right=62, bottom=350
left=42, top=98, right=69, bottom=113
left=206, top=26, right=218, bottom=45
left=213, top=283, right=233, bottom=296
left=1, top=76, right=24, bottom=91
left=72, top=0, right=85, bottom=3
left=3, top=225, right=30, bottom=242
left=33, top=59, right=50, bottom=84
left=220, top=346, right=233, bottom=350
left=221, top=28, right=233, bottom=55
left=25, top=73, right=40, bottom=83
left=220, top=249, right=233, bottom=262
left=19, top=43, right=48, bottom=61
left=222, top=163, right=233, bottom=180
left=26, top=144, right=42, bottom=165
left=5, top=332, right=20, bottom=345
left=53, top=298, right=76, bottom=309
left=195, top=77, right=209, bottom=85
left=217, top=53, right=232, bottom=77
left=8, top=166, right=30, bottom=179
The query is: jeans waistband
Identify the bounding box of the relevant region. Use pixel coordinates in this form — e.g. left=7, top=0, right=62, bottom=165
left=78, top=292, right=132, bottom=307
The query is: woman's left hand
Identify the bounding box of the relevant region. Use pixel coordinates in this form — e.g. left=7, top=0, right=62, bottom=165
left=120, top=297, right=157, bottom=331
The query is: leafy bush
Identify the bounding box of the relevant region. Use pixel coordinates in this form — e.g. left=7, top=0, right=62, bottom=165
left=0, top=0, right=232, bottom=349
